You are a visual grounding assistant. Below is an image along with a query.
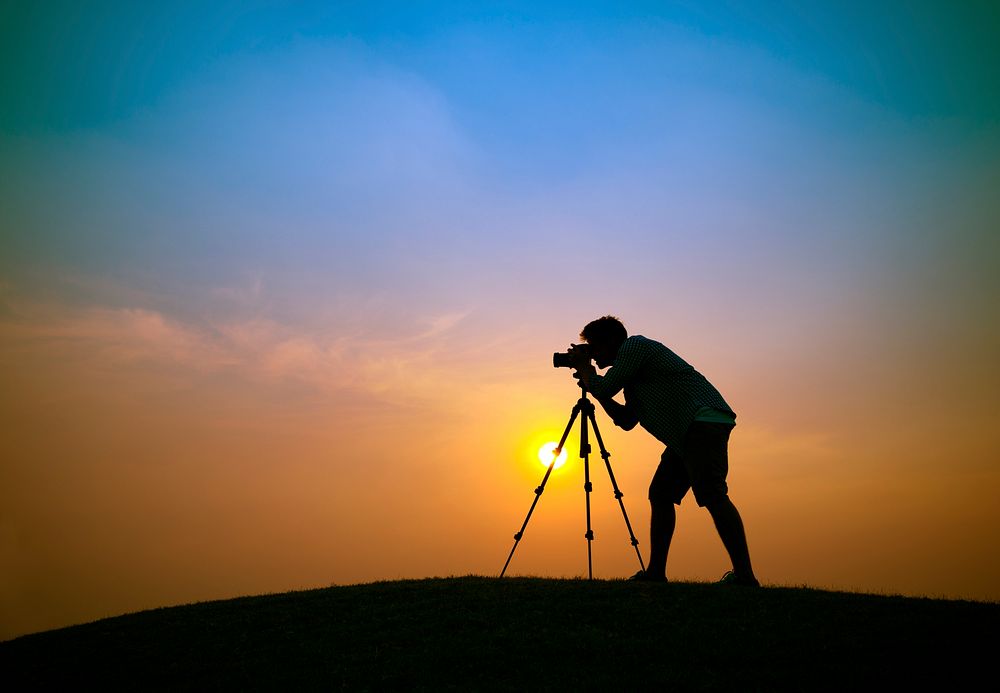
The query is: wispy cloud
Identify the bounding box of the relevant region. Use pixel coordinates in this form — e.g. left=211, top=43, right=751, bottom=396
left=0, top=294, right=474, bottom=408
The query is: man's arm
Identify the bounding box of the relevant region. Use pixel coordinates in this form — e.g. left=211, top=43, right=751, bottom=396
left=576, top=338, right=645, bottom=400
left=569, top=361, right=635, bottom=428
left=597, top=396, right=639, bottom=431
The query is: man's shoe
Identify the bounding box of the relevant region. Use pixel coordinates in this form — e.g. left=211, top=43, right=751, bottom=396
left=630, top=569, right=667, bottom=583
left=718, top=570, right=760, bottom=587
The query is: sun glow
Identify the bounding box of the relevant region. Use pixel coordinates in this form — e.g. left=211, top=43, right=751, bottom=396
left=538, top=442, right=569, bottom=469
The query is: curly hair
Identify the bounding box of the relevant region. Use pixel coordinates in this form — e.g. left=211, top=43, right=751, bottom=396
left=580, top=315, right=628, bottom=346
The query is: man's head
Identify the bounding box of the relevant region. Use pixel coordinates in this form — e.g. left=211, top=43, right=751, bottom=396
left=580, top=315, right=628, bottom=369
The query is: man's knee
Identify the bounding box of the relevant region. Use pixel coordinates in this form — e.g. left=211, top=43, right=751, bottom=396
left=695, top=488, right=730, bottom=510
left=649, top=493, right=677, bottom=514
left=649, top=479, right=681, bottom=507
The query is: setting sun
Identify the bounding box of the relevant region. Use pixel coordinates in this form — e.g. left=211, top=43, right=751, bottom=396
left=538, top=442, right=569, bottom=469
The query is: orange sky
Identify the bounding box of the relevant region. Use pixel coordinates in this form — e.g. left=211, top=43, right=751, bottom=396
left=3, top=290, right=998, bottom=639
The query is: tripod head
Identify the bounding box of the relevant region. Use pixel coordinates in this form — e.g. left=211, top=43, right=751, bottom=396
left=573, top=378, right=596, bottom=414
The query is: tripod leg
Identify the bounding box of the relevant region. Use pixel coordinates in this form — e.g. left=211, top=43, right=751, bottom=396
left=499, top=404, right=580, bottom=577
left=581, top=400, right=594, bottom=580
left=587, top=409, right=646, bottom=572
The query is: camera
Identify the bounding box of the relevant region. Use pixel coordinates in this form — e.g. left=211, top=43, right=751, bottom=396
left=553, top=343, right=590, bottom=369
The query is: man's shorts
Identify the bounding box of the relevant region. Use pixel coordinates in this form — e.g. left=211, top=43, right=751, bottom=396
left=648, top=422, right=735, bottom=507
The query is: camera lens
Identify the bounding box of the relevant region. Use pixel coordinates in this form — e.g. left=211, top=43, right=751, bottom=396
left=553, top=351, right=573, bottom=368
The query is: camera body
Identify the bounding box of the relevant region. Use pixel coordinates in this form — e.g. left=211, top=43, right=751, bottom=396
left=553, top=343, right=591, bottom=369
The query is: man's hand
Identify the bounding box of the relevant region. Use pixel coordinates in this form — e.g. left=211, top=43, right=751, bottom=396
left=569, top=344, right=596, bottom=386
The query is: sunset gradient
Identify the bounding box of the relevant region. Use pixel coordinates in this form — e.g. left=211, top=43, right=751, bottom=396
left=2, top=2, right=999, bottom=639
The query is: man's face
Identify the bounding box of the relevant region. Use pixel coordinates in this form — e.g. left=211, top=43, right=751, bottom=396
left=590, top=340, right=618, bottom=369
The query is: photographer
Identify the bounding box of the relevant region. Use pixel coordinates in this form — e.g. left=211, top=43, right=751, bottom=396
left=568, top=316, right=758, bottom=586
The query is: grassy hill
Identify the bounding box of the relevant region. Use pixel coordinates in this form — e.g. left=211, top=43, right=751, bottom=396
left=2, top=576, right=998, bottom=690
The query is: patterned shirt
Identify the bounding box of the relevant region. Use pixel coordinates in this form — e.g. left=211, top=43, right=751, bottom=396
left=586, top=335, right=736, bottom=451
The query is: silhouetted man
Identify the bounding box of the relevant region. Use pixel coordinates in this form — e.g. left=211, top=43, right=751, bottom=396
left=569, top=316, right=758, bottom=586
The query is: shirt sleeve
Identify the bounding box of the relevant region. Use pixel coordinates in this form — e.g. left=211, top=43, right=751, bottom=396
left=587, top=338, right=646, bottom=399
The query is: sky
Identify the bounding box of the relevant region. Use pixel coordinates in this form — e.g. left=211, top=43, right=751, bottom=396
left=2, top=1, right=999, bottom=639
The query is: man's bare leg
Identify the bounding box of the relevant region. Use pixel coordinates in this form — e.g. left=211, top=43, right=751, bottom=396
left=705, top=495, right=756, bottom=582
left=646, top=499, right=676, bottom=579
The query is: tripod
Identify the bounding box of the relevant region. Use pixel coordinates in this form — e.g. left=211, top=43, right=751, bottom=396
left=500, top=383, right=645, bottom=579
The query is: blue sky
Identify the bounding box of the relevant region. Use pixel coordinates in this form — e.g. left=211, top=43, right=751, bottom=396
left=4, top=2, right=996, bottom=322
left=3, top=1, right=998, bottom=133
